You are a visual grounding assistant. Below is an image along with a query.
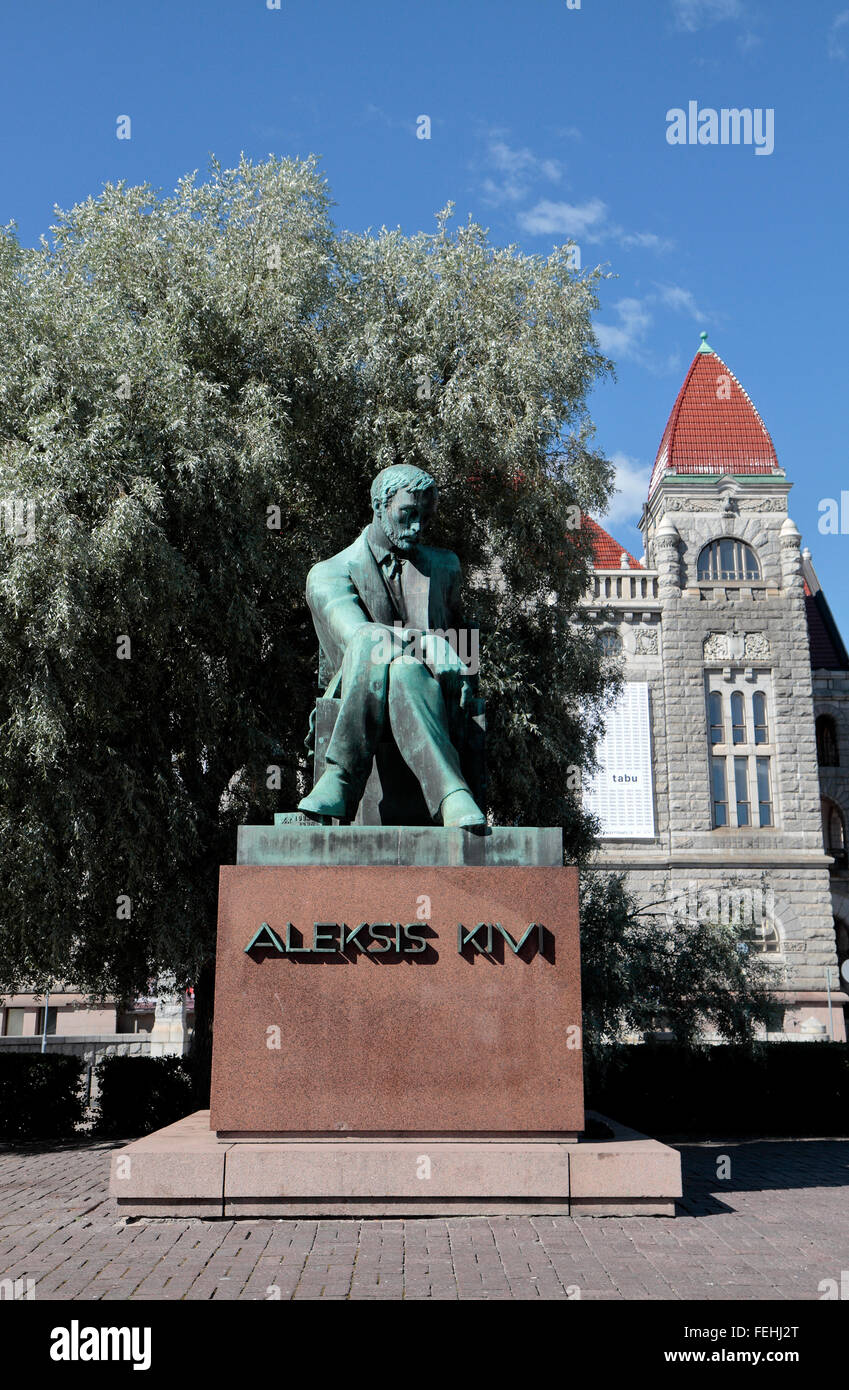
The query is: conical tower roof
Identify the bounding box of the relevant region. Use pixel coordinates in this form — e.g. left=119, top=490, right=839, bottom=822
left=648, top=333, right=782, bottom=497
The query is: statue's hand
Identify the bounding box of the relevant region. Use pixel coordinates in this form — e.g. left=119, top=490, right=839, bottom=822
left=419, top=631, right=468, bottom=679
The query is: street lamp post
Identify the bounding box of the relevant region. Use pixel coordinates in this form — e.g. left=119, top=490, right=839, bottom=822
left=40, top=987, right=50, bottom=1054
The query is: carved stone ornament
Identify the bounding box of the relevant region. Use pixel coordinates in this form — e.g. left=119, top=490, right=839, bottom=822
left=665, top=498, right=715, bottom=512
left=634, top=627, right=659, bottom=655
left=703, top=632, right=730, bottom=660
left=743, top=632, right=770, bottom=659
left=663, top=496, right=784, bottom=514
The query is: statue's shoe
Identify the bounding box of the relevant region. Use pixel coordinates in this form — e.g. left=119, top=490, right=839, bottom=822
left=440, top=789, right=486, bottom=828
left=298, top=769, right=350, bottom=819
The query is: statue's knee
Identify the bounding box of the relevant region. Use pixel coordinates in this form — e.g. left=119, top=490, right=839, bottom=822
left=349, top=625, right=378, bottom=652
left=349, top=625, right=392, bottom=673
left=389, top=653, right=427, bottom=687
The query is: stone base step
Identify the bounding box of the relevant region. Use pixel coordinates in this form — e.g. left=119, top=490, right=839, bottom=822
left=109, top=1111, right=682, bottom=1218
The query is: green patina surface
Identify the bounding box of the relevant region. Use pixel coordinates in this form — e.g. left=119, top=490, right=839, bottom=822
left=237, top=823, right=563, bottom=868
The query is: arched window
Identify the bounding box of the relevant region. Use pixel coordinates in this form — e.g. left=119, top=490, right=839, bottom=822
left=709, top=691, right=724, bottom=745
left=731, top=691, right=746, bottom=744
left=697, top=538, right=761, bottom=582
left=822, top=798, right=847, bottom=869
left=816, top=715, right=840, bottom=766
left=753, top=691, right=769, bottom=744
left=740, top=920, right=781, bottom=954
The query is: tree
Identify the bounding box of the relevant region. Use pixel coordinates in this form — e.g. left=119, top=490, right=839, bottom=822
left=580, top=870, right=776, bottom=1065
left=0, top=155, right=615, bottom=1069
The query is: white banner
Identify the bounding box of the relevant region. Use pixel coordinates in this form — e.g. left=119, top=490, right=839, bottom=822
left=584, top=682, right=655, bottom=838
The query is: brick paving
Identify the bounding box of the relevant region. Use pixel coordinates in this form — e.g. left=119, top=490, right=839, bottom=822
left=0, top=1138, right=846, bottom=1300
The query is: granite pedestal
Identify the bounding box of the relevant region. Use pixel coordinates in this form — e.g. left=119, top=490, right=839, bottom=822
left=110, top=823, right=682, bottom=1216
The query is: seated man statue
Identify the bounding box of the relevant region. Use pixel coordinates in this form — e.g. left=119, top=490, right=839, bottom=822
left=298, top=463, right=486, bottom=828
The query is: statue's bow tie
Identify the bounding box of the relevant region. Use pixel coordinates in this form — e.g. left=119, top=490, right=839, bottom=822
left=384, top=554, right=405, bottom=581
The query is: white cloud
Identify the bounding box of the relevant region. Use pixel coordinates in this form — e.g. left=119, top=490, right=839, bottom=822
left=595, top=298, right=653, bottom=358
left=488, top=140, right=562, bottom=184
left=518, top=199, right=673, bottom=253
left=476, top=132, right=671, bottom=256
left=518, top=197, right=607, bottom=237
left=479, top=137, right=563, bottom=205
left=670, top=0, right=745, bottom=31
left=599, top=453, right=653, bottom=529
left=594, top=285, right=714, bottom=368
left=670, top=0, right=759, bottom=51
left=828, top=9, right=849, bottom=59
left=655, top=284, right=707, bottom=320
left=617, top=229, right=675, bottom=252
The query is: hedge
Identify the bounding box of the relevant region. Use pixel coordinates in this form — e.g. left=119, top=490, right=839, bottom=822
left=0, top=1054, right=86, bottom=1141
left=586, top=1041, right=849, bottom=1138
left=6, top=1042, right=842, bottom=1144
left=93, top=1055, right=197, bottom=1137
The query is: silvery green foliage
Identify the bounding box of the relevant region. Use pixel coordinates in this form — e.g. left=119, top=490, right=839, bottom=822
left=0, top=156, right=614, bottom=1000
left=580, top=872, right=774, bottom=1058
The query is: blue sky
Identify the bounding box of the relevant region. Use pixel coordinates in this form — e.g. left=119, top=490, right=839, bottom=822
left=2, top=0, right=847, bottom=627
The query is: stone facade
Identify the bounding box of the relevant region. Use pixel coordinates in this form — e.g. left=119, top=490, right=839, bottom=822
left=584, top=344, right=848, bottom=1041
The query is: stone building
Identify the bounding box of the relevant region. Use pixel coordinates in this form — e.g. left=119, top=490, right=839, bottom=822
left=583, top=333, right=848, bottom=1040
left=0, top=984, right=194, bottom=1077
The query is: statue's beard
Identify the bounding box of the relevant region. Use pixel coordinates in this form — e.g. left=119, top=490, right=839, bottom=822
left=379, top=511, right=421, bottom=554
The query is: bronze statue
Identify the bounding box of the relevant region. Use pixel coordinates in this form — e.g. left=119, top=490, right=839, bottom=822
left=298, top=464, right=486, bottom=827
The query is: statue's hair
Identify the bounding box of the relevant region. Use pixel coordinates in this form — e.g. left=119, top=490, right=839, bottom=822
left=370, top=464, right=437, bottom=510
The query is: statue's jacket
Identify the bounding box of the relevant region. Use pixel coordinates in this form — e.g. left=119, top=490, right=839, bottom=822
left=305, top=526, right=464, bottom=691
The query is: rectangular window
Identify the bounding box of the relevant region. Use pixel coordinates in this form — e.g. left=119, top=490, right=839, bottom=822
left=757, top=757, right=773, bottom=827
left=35, top=1007, right=57, bottom=1036
left=706, top=676, right=777, bottom=832
left=712, top=758, right=728, bottom=827
left=731, top=692, right=746, bottom=744
left=4, top=1008, right=25, bottom=1036
left=117, top=1012, right=155, bottom=1035
left=734, top=758, right=750, bottom=827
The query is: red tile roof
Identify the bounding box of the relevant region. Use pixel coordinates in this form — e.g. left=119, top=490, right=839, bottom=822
left=583, top=515, right=643, bottom=569
left=649, top=338, right=782, bottom=498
